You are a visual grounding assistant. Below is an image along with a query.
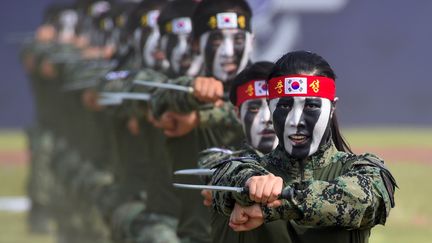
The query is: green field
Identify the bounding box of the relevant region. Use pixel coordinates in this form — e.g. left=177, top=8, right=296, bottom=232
left=0, top=128, right=431, bottom=243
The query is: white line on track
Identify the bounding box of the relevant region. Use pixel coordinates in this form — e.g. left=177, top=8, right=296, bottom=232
left=0, top=196, right=30, bottom=212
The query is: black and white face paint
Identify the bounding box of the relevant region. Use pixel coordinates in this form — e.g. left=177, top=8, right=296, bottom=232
left=200, top=29, right=252, bottom=81
left=240, top=98, right=278, bottom=154
left=141, top=10, right=165, bottom=69
left=160, top=18, right=193, bottom=75
left=58, top=10, right=78, bottom=42
left=269, top=97, right=332, bottom=159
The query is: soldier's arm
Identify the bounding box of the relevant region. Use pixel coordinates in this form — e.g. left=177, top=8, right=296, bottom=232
left=149, top=76, right=199, bottom=119
left=198, top=102, right=240, bottom=129
left=262, top=154, right=397, bottom=229
left=210, top=158, right=269, bottom=216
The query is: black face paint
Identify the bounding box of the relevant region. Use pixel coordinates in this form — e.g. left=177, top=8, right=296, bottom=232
left=271, top=97, right=332, bottom=159
left=162, top=34, right=192, bottom=76
left=202, top=29, right=248, bottom=81
left=241, top=99, right=278, bottom=154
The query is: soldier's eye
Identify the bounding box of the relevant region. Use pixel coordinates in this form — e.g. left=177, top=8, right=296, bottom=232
left=277, top=103, right=291, bottom=109
left=247, top=105, right=260, bottom=113
left=304, top=100, right=321, bottom=111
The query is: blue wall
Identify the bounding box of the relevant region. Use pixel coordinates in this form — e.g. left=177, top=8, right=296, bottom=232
left=0, top=0, right=431, bottom=127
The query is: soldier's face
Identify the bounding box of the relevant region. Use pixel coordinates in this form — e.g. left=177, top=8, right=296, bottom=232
left=240, top=98, right=278, bottom=154
left=141, top=26, right=162, bottom=68
left=269, top=96, right=333, bottom=159
left=160, top=33, right=193, bottom=75
left=200, top=29, right=252, bottom=81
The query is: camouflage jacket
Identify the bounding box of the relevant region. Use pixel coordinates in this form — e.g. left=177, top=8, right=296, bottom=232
left=197, top=144, right=262, bottom=184
left=97, top=68, right=168, bottom=119
left=211, top=141, right=397, bottom=231
left=200, top=145, right=297, bottom=243
left=150, top=76, right=240, bottom=130
left=198, top=144, right=263, bottom=169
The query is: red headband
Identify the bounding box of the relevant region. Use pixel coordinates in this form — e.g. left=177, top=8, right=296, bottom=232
left=268, top=75, right=335, bottom=101
left=236, top=80, right=268, bottom=106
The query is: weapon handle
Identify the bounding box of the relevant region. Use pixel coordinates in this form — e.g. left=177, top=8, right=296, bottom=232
left=279, top=187, right=294, bottom=200
left=241, top=187, right=294, bottom=200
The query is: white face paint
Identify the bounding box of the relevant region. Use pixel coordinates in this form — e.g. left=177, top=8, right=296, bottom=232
left=58, top=10, right=78, bottom=42
left=199, top=29, right=253, bottom=81
left=141, top=10, right=161, bottom=68
left=270, top=96, right=332, bottom=158
left=142, top=26, right=160, bottom=68
left=170, top=34, right=189, bottom=74
left=240, top=98, right=278, bottom=153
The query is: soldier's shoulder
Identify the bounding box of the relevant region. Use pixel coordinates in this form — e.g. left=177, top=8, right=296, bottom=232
left=349, top=152, right=386, bottom=168
left=135, top=68, right=167, bottom=82
left=327, top=150, right=384, bottom=167
left=169, top=75, right=194, bottom=85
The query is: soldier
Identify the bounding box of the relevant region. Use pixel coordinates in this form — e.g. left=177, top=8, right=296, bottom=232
left=148, top=0, right=255, bottom=242
left=21, top=4, right=64, bottom=234
left=44, top=2, right=115, bottom=242
left=210, top=50, right=397, bottom=243
left=92, top=1, right=187, bottom=243
left=196, top=61, right=302, bottom=243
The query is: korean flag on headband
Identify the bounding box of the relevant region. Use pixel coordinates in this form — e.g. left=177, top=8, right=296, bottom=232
left=285, top=77, right=307, bottom=94
left=217, top=12, right=238, bottom=29
left=254, top=80, right=268, bottom=96
left=147, top=10, right=160, bottom=28
left=172, top=18, right=192, bottom=34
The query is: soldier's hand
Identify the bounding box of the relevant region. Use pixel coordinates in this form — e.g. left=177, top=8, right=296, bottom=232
left=193, top=77, right=224, bottom=103
left=151, top=111, right=176, bottom=131
left=163, top=111, right=199, bottom=137
left=127, top=116, right=140, bottom=136
left=40, top=59, right=57, bottom=79
left=245, top=173, right=283, bottom=205
left=82, top=89, right=104, bottom=111
left=36, top=24, right=56, bottom=42
left=201, top=189, right=212, bottom=207
left=229, top=203, right=264, bottom=232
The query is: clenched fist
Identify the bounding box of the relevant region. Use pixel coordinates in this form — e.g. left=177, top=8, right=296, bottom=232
left=193, top=77, right=224, bottom=103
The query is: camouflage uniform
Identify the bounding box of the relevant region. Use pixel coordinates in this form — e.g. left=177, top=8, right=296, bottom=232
left=99, top=68, right=180, bottom=243
left=211, top=141, right=397, bottom=243
left=63, top=55, right=116, bottom=243
left=31, top=42, right=85, bottom=243
left=21, top=40, right=58, bottom=233
left=46, top=43, right=113, bottom=243
left=198, top=145, right=292, bottom=243
left=151, top=77, right=244, bottom=243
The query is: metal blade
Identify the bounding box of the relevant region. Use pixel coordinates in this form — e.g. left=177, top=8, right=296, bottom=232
left=134, top=80, right=194, bottom=93
left=100, top=92, right=152, bottom=101
left=174, top=168, right=215, bottom=176
left=173, top=183, right=245, bottom=193
left=97, top=97, right=123, bottom=106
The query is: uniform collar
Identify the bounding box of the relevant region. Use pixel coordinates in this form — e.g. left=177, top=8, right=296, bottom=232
left=268, top=139, right=337, bottom=172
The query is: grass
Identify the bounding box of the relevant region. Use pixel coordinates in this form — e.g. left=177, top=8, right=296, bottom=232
left=0, top=130, right=27, bottom=151
left=0, top=212, right=54, bottom=243
left=0, top=128, right=431, bottom=242
left=343, top=127, right=432, bottom=147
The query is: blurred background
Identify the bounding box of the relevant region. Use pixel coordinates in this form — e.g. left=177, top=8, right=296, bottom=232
left=0, top=0, right=431, bottom=243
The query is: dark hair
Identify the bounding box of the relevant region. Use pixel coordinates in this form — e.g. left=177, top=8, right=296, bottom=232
left=229, top=61, right=274, bottom=106
left=192, top=0, right=252, bottom=40
left=125, top=0, right=168, bottom=33
left=158, top=0, right=199, bottom=36
left=269, top=50, right=352, bottom=153
left=42, top=4, right=67, bottom=25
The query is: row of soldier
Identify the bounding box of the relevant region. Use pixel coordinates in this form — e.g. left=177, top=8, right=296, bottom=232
left=21, top=0, right=397, bottom=243
left=22, top=0, right=258, bottom=242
